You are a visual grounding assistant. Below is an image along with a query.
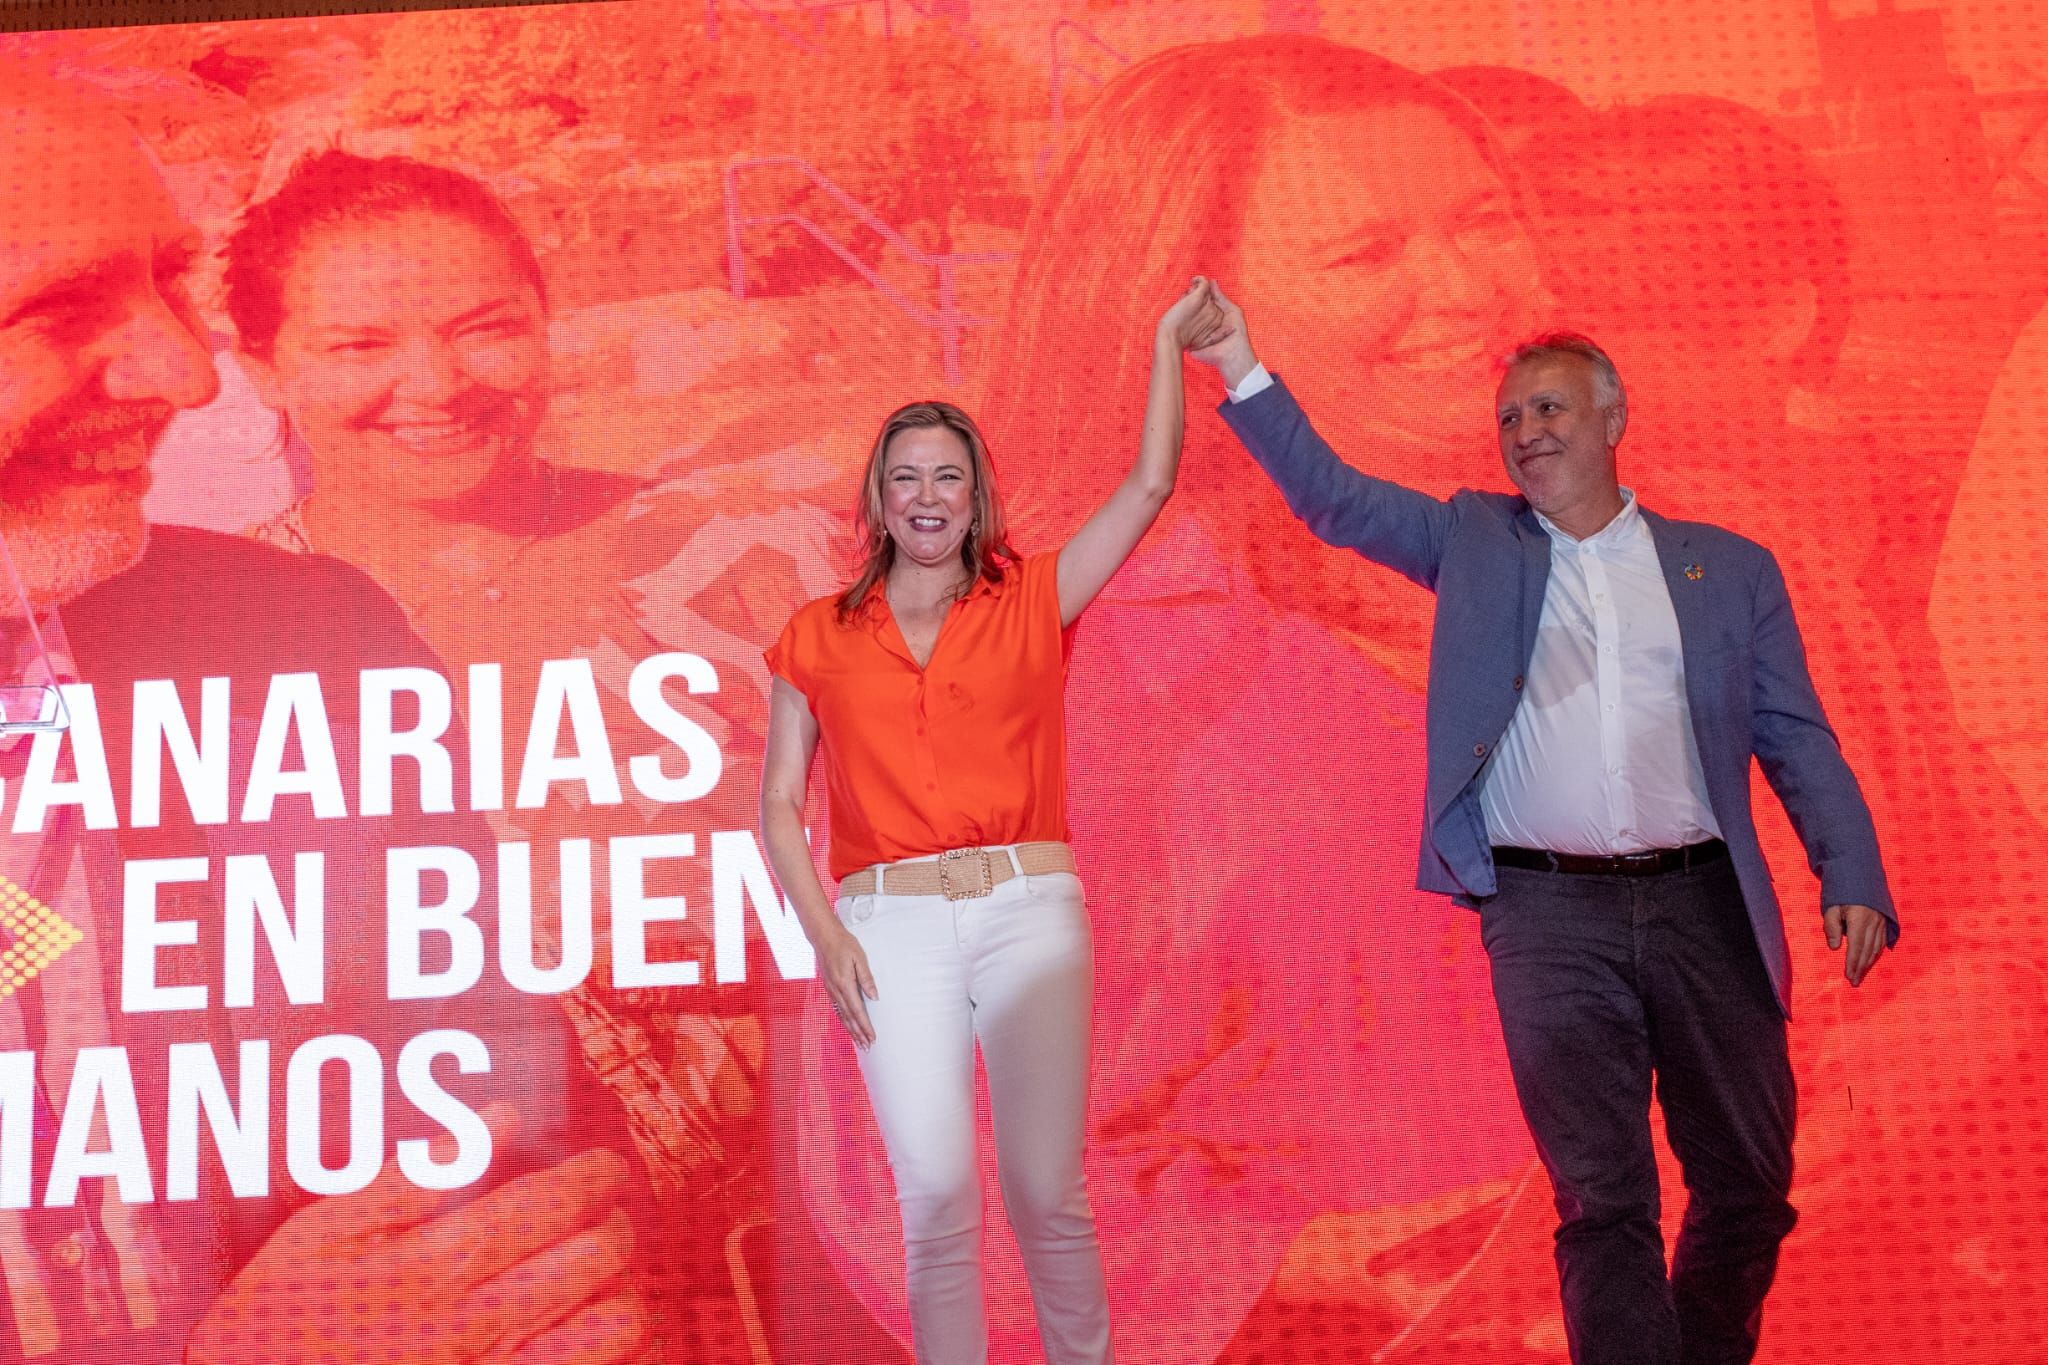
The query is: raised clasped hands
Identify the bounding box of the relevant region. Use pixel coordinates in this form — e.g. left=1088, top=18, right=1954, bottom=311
left=187, top=1104, right=647, bottom=1364
left=1157, top=276, right=1237, bottom=362
left=1174, top=278, right=1259, bottom=391
left=1823, top=903, right=1889, bottom=986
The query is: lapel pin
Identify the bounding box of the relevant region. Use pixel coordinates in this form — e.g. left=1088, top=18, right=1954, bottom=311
left=1684, top=563, right=1705, bottom=581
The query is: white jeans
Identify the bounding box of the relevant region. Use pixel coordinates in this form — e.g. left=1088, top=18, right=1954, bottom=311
left=835, top=856, right=1113, bottom=1365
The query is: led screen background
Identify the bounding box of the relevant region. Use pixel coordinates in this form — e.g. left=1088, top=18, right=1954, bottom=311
left=0, top=0, right=2045, bottom=1359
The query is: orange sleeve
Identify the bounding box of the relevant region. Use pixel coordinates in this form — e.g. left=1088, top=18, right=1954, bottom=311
left=764, top=603, right=815, bottom=699
left=1024, top=550, right=1078, bottom=658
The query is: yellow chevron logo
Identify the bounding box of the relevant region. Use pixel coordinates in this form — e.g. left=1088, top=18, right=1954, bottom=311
left=0, top=873, right=83, bottom=999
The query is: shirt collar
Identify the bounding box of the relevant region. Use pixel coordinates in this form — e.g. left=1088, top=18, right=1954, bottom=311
left=1534, top=487, right=1643, bottom=547
left=962, top=564, right=1007, bottom=601
left=852, top=557, right=1012, bottom=631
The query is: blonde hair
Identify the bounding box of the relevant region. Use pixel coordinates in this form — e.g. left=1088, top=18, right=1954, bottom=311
left=983, top=35, right=1520, bottom=537
left=836, top=400, right=1020, bottom=623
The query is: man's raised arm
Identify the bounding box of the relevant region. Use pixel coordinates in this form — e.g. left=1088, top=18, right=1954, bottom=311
left=1193, top=284, right=1458, bottom=590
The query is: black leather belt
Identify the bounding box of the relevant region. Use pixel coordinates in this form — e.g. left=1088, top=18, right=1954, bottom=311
left=1492, top=838, right=1729, bottom=877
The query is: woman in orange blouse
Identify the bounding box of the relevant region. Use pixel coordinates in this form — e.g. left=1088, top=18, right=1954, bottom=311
left=761, top=280, right=1227, bottom=1363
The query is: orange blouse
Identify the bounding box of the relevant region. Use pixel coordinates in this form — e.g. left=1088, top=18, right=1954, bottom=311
left=765, top=553, right=1074, bottom=880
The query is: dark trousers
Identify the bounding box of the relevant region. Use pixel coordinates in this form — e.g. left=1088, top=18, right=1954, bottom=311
left=1479, top=858, right=1796, bottom=1365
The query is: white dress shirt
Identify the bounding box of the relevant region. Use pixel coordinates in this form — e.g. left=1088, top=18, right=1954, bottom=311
left=1230, top=364, right=1278, bottom=403
left=1227, top=363, right=1719, bottom=854
left=1478, top=494, right=1720, bottom=853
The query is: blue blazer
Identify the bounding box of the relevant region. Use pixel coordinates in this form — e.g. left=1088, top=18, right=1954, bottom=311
left=1221, top=378, right=1897, bottom=1017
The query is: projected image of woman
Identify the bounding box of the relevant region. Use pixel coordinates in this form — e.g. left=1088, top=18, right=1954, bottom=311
left=991, top=33, right=1543, bottom=690
left=759, top=279, right=1229, bottom=1364
left=224, top=152, right=599, bottom=589
left=222, top=151, right=836, bottom=717
left=217, top=150, right=827, bottom=1300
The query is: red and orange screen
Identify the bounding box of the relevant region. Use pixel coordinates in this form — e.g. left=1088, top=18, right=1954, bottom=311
left=0, top=0, right=2044, bottom=1359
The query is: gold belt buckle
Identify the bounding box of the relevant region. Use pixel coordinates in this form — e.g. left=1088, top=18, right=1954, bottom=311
left=938, top=847, right=994, bottom=901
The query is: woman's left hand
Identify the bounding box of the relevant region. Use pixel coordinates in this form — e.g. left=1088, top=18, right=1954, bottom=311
left=1157, top=276, right=1233, bottom=353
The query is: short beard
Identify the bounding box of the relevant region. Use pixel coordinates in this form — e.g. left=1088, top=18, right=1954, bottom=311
left=0, top=498, right=149, bottom=607
left=0, top=405, right=159, bottom=607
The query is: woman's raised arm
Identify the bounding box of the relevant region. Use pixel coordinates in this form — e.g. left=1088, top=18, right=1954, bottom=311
left=1054, top=277, right=1232, bottom=627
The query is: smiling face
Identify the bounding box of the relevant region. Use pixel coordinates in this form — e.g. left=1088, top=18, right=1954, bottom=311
left=1495, top=353, right=1626, bottom=532
left=1234, top=105, right=1540, bottom=465
left=245, top=208, right=549, bottom=509
left=1205, top=101, right=1540, bottom=643
left=879, top=424, right=977, bottom=574
left=0, top=96, right=219, bottom=604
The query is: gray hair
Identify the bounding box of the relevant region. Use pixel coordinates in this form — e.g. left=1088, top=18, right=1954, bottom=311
left=1504, top=331, right=1626, bottom=410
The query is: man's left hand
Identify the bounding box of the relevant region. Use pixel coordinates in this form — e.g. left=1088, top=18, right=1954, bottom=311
left=1823, top=904, right=1889, bottom=986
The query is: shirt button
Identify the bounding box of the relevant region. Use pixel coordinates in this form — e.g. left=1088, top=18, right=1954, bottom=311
left=916, top=725, right=926, bottom=737
left=926, top=782, right=937, bottom=792
left=1512, top=675, right=1525, bottom=691
left=1602, top=645, right=1615, bottom=655
left=1605, top=703, right=1616, bottom=713
left=1473, top=743, right=1488, bottom=757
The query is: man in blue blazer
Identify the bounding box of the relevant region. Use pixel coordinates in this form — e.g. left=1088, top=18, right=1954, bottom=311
left=1195, top=293, right=1896, bottom=1365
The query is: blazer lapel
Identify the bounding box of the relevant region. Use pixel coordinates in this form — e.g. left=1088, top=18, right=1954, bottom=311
left=1515, top=506, right=1552, bottom=671
left=1643, top=509, right=1706, bottom=671
left=1642, top=510, right=1725, bottom=787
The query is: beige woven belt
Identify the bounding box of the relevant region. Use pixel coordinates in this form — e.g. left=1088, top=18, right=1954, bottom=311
left=839, top=842, right=1076, bottom=901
